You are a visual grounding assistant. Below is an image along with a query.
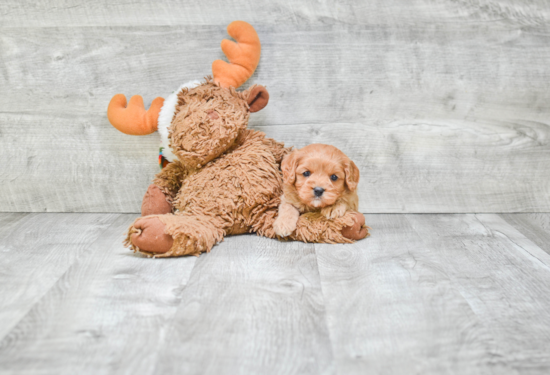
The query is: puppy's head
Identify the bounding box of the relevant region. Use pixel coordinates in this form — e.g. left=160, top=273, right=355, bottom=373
left=281, top=144, right=359, bottom=208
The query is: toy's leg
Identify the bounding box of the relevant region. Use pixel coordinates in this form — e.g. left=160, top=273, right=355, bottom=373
left=141, top=184, right=173, bottom=216
left=341, top=212, right=370, bottom=240
left=289, top=211, right=369, bottom=243
left=126, top=215, right=174, bottom=254
left=125, top=214, right=225, bottom=257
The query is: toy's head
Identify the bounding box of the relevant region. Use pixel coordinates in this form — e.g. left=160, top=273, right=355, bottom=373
left=107, top=21, right=269, bottom=168
left=169, top=78, right=268, bottom=169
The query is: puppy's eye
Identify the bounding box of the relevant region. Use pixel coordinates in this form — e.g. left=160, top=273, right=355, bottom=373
left=302, top=171, right=311, bottom=177
left=331, top=174, right=338, bottom=181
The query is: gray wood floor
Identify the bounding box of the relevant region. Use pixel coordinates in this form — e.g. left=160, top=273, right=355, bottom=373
left=1, top=213, right=550, bottom=374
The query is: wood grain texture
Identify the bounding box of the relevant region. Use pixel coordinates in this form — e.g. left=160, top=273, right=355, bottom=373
left=155, top=235, right=335, bottom=375
left=0, top=213, right=29, bottom=237
left=315, top=214, right=506, bottom=374
left=1, top=1, right=550, bottom=212
left=1, top=0, right=550, bottom=27
left=0, top=213, right=119, bottom=340
left=407, top=214, right=550, bottom=375
left=0, top=213, right=198, bottom=374
left=499, top=214, right=550, bottom=255
left=257, top=122, right=550, bottom=213
left=2, top=213, right=550, bottom=374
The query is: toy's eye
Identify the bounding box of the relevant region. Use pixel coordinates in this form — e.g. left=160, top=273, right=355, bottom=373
left=331, top=174, right=338, bottom=181
left=303, top=171, right=311, bottom=177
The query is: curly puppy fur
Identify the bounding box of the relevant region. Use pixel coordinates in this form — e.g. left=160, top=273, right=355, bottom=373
left=273, top=144, right=360, bottom=237
left=125, top=79, right=365, bottom=257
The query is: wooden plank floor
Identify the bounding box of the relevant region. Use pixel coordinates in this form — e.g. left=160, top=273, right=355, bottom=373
left=1, top=213, right=549, bottom=374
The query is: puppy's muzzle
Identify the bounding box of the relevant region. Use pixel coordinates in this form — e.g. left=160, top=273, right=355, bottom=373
left=313, top=187, right=325, bottom=197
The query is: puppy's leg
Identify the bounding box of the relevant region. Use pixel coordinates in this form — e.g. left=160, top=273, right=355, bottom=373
left=321, top=202, right=348, bottom=220
left=125, top=214, right=225, bottom=257
left=273, top=201, right=300, bottom=237
left=289, top=211, right=369, bottom=243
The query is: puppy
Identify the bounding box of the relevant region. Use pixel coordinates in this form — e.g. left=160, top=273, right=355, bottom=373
left=273, top=144, right=360, bottom=237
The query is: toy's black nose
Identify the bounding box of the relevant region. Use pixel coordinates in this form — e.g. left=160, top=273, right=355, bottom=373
left=314, top=187, right=325, bottom=197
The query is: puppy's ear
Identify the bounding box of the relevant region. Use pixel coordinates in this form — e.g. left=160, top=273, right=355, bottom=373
left=344, top=160, right=360, bottom=192
left=281, top=150, right=299, bottom=185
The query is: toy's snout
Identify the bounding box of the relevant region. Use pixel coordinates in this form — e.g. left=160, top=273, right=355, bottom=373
left=207, top=110, right=219, bottom=120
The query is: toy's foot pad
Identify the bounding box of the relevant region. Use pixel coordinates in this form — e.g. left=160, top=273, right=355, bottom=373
left=130, top=216, right=173, bottom=254
left=141, top=184, right=172, bottom=216
left=341, top=212, right=370, bottom=240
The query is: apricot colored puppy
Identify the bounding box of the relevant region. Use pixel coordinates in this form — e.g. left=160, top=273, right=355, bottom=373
left=273, top=144, right=361, bottom=237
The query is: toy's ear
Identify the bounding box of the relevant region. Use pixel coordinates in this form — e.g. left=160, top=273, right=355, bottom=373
left=281, top=150, right=299, bottom=185
left=247, top=85, right=269, bottom=112
left=344, top=160, right=360, bottom=192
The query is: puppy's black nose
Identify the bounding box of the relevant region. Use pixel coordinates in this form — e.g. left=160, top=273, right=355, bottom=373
left=313, top=187, right=325, bottom=197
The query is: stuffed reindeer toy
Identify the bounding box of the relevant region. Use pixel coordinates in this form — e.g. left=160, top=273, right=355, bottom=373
left=107, top=21, right=368, bottom=257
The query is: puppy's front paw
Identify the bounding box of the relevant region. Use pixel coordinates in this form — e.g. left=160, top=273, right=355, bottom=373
left=322, top=204, right=347, bottom=220
left=273, top=217, right=297, bottom=237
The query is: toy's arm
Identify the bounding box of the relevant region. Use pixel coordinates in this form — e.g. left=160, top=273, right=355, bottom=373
left=152, top=160, right=188, bottom=201
left=263, top=137, right=291, bottom=164
left=141, top=161, right=188, bottom=216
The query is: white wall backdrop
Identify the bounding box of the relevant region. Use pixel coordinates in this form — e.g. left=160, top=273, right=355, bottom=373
left=1, top=0, right=549, bottom=213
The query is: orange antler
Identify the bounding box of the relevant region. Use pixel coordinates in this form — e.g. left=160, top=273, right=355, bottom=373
left=212, top=21, right=261, bottom=89
left=107, top=94, right=164, bottom=135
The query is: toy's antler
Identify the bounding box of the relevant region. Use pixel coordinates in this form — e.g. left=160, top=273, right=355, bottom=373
left=212, top=21, right=261, bottom=89
left=107, top=94, right=164, bottom=135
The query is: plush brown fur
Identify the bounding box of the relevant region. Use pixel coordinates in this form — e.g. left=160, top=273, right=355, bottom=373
left=274, top=144, right=361, bottom=237
left=125, top=78, right=368, bottom=257
left=170, top=82, right=250, bottom=169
